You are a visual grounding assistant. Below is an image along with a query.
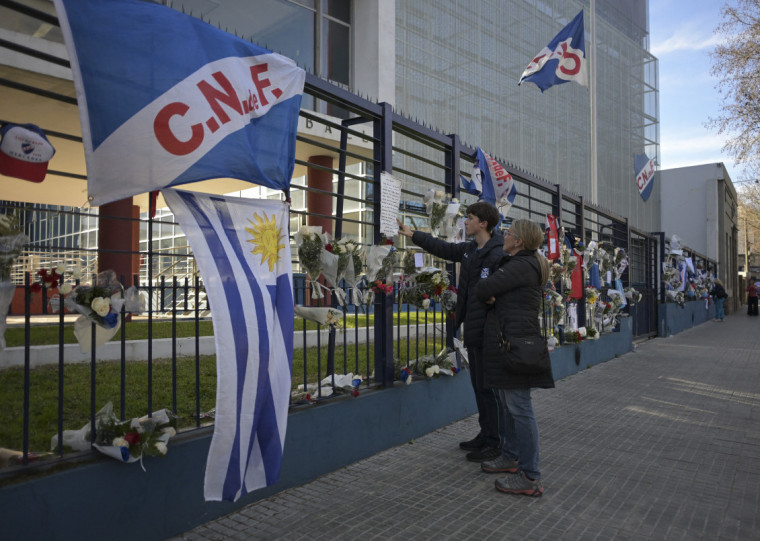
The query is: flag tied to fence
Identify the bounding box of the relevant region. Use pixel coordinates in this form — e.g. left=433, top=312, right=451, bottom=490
left=54, top=0, right=305, bottom=206
left=461, top=147, right=518, bottom=210
left=634, top=153, right=656, bottom=202
left=518, top=10, right=587, bottom=92
left=162, top=189, right=294, bottom=502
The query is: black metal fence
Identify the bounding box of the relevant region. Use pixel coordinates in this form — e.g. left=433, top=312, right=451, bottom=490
left=0, top=39, right=704, bottom=474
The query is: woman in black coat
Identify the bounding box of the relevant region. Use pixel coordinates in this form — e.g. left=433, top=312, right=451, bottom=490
left=474, top=219, right=553, bottom=497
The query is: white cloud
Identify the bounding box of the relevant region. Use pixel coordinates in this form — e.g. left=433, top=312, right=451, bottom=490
left=651, top=26, right=723, bottom=57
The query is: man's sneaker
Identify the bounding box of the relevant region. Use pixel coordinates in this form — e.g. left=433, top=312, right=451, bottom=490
left=465, top=445, right=500, bottom=463
left=481, top=455, right=519, bottom=474
left=495, top=471, right=544, bottom=497
left=459, top=435, right=485, bottom=451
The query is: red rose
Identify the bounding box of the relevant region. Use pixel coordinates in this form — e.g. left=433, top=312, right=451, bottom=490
left=37, top=269, right=48, bottom=277
left=30, top=283, right=42, bottom=293
left=124, top=431, right=141, bottom=446
left=422, top=294, right=429, bottom=299
left=351, top=390, right=359, bottom=397
left=325, top=243, right=333, bottom=253
left=384, top=238, right=394, bottom=245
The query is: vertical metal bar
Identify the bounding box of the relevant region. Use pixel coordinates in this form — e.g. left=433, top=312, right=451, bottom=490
left=147, top=197, right=154, bottom=417
left=120, top=274, right=126, bottom=419
left=373, top=101, right=395, bottom=386
left=90, top=320, right=96, bottom=441
left=57, top=271, right=65, bottom=457
left=172, top=276, right=178, bottom=414
left=22, top=273, right=31, bottom=464
left=194, top=275, right=201, bottom=427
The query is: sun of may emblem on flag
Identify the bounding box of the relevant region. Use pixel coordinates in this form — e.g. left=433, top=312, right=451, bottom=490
left=245, top=213, right=285, bottom=272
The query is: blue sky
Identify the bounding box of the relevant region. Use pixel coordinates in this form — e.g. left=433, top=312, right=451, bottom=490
left=648, top=0, right=742, bottom=182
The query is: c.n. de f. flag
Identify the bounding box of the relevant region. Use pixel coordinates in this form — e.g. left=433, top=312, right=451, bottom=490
left=161, top=189, right=294, bottom=502
left=634, top=153, right=656, bottom=201
left=469, top=147, right=518, bottom=209
left=53, top=0, right=305, bottom=207
left=519, top=10, right=587, bottom=92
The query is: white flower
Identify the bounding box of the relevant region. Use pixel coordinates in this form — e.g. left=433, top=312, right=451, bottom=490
left=422, top=299, right=431, bottom=310
left=112, top=437, right=128, bottom=448
left=90, top=296, right=111, bottom=317
left=59, top=282, right=73, bottom=295
left=71, top=268, right=83, bottom=280
left=433, top=364, right=440, bottom=374
left=56, top=265, right=66, bottom=275
left=161, top=427, right=176, bottom=438
left=155, top=442, right=168, bottom=455
left=425, top=366, right=435, bottom=377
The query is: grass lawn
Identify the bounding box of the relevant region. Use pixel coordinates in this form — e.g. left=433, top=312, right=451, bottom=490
left=0, top=332, right=448, bottom=455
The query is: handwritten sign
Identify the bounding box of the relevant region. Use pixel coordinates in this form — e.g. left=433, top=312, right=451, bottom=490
left=380, top=172, right=402, bottom=237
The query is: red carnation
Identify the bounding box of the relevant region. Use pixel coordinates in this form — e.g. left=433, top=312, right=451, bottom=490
left=124, top=431, right=141, bottom=446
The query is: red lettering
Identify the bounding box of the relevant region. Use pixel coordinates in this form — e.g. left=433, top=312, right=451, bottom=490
left=154, top=102, right=204, bottom=156
left=250, top=64, right=272, bottom=107
left=197, top=72, right=243, bottom=124
left=559, top=42, right=581, bottom=76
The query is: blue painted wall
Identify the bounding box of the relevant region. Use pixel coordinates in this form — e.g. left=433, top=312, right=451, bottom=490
left=658, top=300, right=714, bottom=337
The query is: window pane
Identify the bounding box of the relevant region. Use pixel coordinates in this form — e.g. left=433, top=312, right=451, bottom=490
left=321, top=18, right=349, bottom=85
left=324, top=0, right=350, bottom=23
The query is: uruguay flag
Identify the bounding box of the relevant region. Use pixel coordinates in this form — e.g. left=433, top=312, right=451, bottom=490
left=470, top=147, right=518, bottom=209
left=54, top=0, right=305, bottom=206
left=162, top=189, right=294, bottom=502
left=634, top=153, right=656, bottom=202
left=519, top=10, right=587, bottom=92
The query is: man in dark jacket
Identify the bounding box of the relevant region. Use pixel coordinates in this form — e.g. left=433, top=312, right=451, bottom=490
left=397, top=202, right=503, bottom=462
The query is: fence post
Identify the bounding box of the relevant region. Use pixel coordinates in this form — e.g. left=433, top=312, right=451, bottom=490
left=373, top=102, right=395, bottom=387
left=444, top=133, right=461, bottom=350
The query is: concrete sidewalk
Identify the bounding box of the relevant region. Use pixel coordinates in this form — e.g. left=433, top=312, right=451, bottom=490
left=170, top=313, right=760, bottom=540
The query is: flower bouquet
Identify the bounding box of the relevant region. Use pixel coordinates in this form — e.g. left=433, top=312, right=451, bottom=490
left=327, top=237, right=363, bottom=307
left=63, top=270, right=125, bottom=352
left=92, top=402, right=177, bottom=470
left=395, top=346, right=458, bottom=381
left=0, top=211, right=28, bottom=351
left=363, top=241, right=396, bottom=307
left=624, top=287, right=642, bottom=305
left=401, top=267, right=449, bottom=311
left=292, top=372, right=363, bottom=401
left=424, top=189, right=460, bottom=239
left=294, top=305, right=345, bottom=329
left=294, top=225, right=327, bottom=299
left=440, top=285, right=457, bottom=313
left=612, top=248, right=628, bottom=280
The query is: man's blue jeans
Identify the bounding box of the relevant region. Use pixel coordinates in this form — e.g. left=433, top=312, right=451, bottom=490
left=494, top=388, right=541, bottom=480
left=715, top=297, right=725, bottom=320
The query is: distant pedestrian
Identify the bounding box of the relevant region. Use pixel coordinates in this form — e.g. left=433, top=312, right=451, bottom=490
left=747, top=278, right=759, bottom=316
left=710, top=279, right=727, bottom=321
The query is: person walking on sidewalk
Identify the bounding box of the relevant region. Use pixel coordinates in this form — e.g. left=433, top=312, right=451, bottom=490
left=474, top=219, right=554, bottom=497
left=397, top=203, right=503, bottom=463
left=747, top=278, right=758, bottom=316
left=711, top=279, right=728, bottom=321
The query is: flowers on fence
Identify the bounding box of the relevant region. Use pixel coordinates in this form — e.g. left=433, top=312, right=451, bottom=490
left=440, top=285, right=457, bottom=313
left=0, top=211, right=28, bottom=351
left=585, top=287, right=599, bottom=305
left=295, top=226, right=326, bottom=299
left=64, top=270, right=124, bottom=329
left=92, top=402, right=177, bottom=469
left=294, top=305, right=344, bottom=329
left=401, top=267, right=450, bottom=311
left=624, top=287, right=642, bottom=305
left=612, top=248, right=629, bottom=280
left=291, top=373, right=363, bottom=402
left=424, top=190, right=461, bottom=239
left=30, top=267, right=61, bottom=293
left=394, top=346, right=458, bottom=382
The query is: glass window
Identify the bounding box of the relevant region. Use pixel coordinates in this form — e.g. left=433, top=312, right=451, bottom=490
left=321, top=17, right=350, bottom=85
left=324, top=0, right=350, bottom=23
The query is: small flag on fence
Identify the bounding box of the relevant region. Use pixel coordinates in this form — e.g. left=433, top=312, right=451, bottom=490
left=518, top=10, right=587, bottom=92
left=54, top=0, right=305, bottom=206
left=162, top=188, right=294, bottom=502
left=465, top=147, right=518, bottom=212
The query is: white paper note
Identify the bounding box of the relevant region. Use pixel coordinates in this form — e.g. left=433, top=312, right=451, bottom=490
left=380, top=172, right=402, bottom=237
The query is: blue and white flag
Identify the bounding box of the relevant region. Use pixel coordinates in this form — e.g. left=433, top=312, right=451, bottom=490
left=470, top=147, right=518, bottom=210
left=54, top=0, right=305, bottom=206
left=518, top=10, right=587, bottom=92
left=162, top=189, right=294, bottom=502
left=634, top=153, right=656, bottom=202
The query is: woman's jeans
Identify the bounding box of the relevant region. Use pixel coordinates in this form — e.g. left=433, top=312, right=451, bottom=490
left=715, top=297, right=725, bottom=320
left=494, top=388, right=541, bottom=479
